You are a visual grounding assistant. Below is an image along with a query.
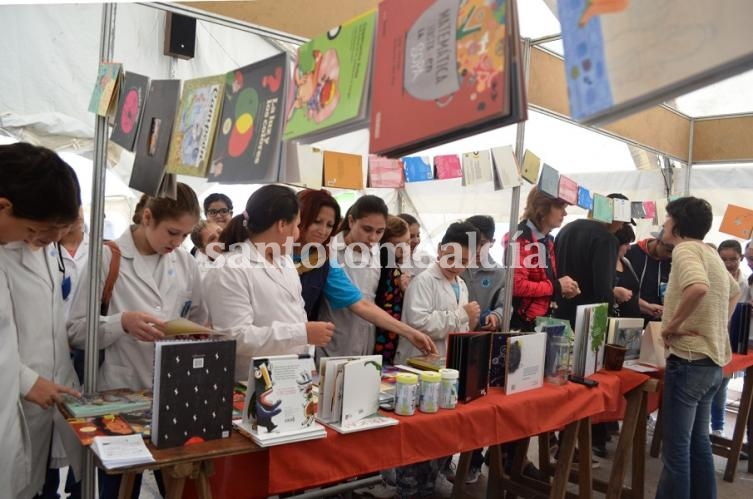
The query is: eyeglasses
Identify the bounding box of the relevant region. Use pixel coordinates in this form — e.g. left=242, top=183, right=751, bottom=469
left=207, top=208, right=231, bottom=216
left=56, top=243, right=72, bottom=300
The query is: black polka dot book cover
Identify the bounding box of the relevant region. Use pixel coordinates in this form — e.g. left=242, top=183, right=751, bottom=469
left=151, top=339, right=236, bottom=449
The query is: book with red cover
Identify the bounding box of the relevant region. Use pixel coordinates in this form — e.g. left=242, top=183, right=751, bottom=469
left=369, top=0, right=526, bottom=157
left=67, top=415, right=135, bottom=446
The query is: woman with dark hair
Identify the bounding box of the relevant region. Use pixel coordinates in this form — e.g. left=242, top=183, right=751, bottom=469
left=612, top=224, right=640, bottom=319
left=655, top=196, right=740, bottom=499
left=506, top=186, right=580, bottom=330
left=205, top=185, right=335, bottom=380
left=0, top=143, right=82, bottom=498
left=68, top=182, right=206, bottom=498
left=294, top=191, right=435, bottom=361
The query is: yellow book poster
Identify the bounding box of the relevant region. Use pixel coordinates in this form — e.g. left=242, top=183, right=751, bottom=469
left=166, top=75, right=225, bottom=178
left=520, top=150, right=541, bottom=184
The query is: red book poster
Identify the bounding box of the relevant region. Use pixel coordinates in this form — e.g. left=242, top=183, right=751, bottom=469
left=434, top=154, right=462, bottom=179
left=369, top=0, right=525, bottom=157
left=558, top=175, right=578, bottom=205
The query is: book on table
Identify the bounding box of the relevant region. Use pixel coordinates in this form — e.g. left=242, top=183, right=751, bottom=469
left=572, top=303, right=609, bottom=377
left=66, top=414, right=135, bottom=446
left=504, top=332, right=547, bottom=395
left=61, top=388, right=152, bottom=418
left=234, top=355, right=326, bottom=446
left=151, top=338, right=236, bottom=449
left=446, top=332, right=492, bottom=403
left=369, top=0, right=526, bottom=158
left=606, top=317, right=644, bottom=365
left=488, top=331, right=526, bottom=388
left=317, top=355, right=398, bottom=434
left=90, top=435, right=154, bottom=470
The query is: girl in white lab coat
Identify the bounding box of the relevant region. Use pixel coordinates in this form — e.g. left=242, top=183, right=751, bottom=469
left=0, top=143, right=82, bottom=499
left=203, top=184, right=335, bottom=380
left=312, top=194, right=435, bottom=360
left=68, top=182, right=206, bottom=498
left=394, top=222, right=482, bottom=364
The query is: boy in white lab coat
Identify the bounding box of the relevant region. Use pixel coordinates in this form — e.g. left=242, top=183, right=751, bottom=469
left=393, top=222, right=482, bottom=499
left=0, top=143, right=82, bottom=499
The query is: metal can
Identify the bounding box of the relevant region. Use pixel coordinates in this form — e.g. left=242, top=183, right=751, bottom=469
left=438, top=368, right=459, bottom=409
left=394, top=373, right=419, bottom=416
left=419, top=371, right=441, bottom=413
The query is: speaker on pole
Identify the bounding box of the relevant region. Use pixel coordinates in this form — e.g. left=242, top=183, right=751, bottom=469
left=164, top=12, right=196, bottom=60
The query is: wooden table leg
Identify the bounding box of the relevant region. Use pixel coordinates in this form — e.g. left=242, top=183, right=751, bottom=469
left=486, top=444, right=504, bottom=499
left=577, top=417, right=592, bottom=499
left=538, top=433, right=554, bottom=477
left=606, top=388, right=642, bottom=499
left=451, top=451, right=472, bottom=499
left=117, top=472, right=137, bottom=499
left=551, top=419, right=579, bottom=499
left=631, top=385, right=649, bottom=499
left=723, top=366, right=753, bottom=482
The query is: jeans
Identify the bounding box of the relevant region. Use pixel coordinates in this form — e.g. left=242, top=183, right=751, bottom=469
left=656, top=355, right=723, bottom=499
left=711, top=377, right=730, bottom=432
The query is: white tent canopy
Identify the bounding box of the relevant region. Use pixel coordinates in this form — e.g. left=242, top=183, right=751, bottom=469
left=2, top=1, right=753, bottom=249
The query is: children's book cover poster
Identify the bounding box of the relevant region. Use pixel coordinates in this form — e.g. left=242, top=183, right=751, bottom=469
left=591, top=193, right=613, bottom=223
left=642, top=200, right=656, bottom=221
left=559, top=0, right=753, bottom=123
left=490, top=145, right=521, bottom=189
left=210, top=53, right=289, bottom=184
left=368, top=156, right=404, bottom=188
left=110, top=72, right=149, bottom=151
left=403, top=156, right=434, bottom=182
left=283, top=10, right=377, bottom=141
left=520, top=149, right=541, bottom=184
left=88, top=62, right=123, bottom=117
left=166, top=75, right=225, bottom=178
left=434, top=154, right=462, bottom=180
left=129, top=80, right=181, bottom=196
left=577, top=186, right=593, bottom=210
left=720, top=204, right=753, bottom=239
left=323, top=151, right=363, bottom=190
left=558, top=175, right=578, bottom=205
left=461, top=151, right=494, bottom=186
left=370, top=0, right=514, bottom=156
left=537, top=163, right=560, bottom=199
left=612, top=197, right=632, bottom=222
left=631, top=201, right=646, bottom=219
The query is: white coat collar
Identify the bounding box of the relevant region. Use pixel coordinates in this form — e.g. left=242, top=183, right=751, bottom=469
left=116, top=226, right=176, bottom=299
left=240, top=240, right=300, bottom=302
left=3, top=241, right=55, bottom=288
left=427, top=262, right=462, bottom=302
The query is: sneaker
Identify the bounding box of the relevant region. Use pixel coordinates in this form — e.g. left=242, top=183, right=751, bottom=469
left=465, top=466, right=482, bottom=484
left=711, top=429, right=724, bottom=437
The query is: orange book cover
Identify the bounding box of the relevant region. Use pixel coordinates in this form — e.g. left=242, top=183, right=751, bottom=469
left=323, top=151, right=363, bottom=190
left=720, top=204, right=753, bottom=239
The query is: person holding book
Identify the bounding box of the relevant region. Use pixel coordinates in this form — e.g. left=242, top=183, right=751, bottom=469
left=68, top=182, right=207, bottom=499
left=656, top=197, right=740, bottom=499
left=392, top=222, right=481, bottom=498
left=204, top=185, right=335, bottom=381
left=0, top=143, right=83, bottom=499
left=310, top=193, right=436, bottom=360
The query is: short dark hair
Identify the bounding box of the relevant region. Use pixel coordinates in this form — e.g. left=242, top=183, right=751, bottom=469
left=397, top=213, right=419, bottom=226
left=665, top=196, right=713, bottom=240
left=615, top=224, right=635, bottom=246
left=718, top=239, right=743, bottom=255
left=441, top=221, right=482, bottom=247
left=0, top=142, right=81, bottom=223
left=465, top=215, right=495, bottom=242
left=203, top=193, right=233, bottom=214
left=221, top=185, right=299, bottom=247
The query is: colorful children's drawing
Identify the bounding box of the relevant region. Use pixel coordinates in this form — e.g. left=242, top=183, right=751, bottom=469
left=110, top=72, right=149, bottom=151
left=166, top=75, right=224, bottom=178
left=88, top=62, right=123, bottom=117
left=284, top=11, right=376, bottom=142
left=210, top=53, right=288, bottom=183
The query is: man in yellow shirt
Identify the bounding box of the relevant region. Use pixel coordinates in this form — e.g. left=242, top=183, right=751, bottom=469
left=655, top=197, right=740, bottom=499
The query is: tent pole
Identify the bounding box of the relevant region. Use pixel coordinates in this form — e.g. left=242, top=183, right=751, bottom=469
left=684, top=118, right=695, bottom=195
left=502, top=35, right=532, bottom=332
left=82, top=4, right=117, bottom=499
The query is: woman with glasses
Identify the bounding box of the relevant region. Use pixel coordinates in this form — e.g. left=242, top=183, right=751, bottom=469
left=0, top=143, right=82, bottom=498
left=203, top=192, right=233, bottom=227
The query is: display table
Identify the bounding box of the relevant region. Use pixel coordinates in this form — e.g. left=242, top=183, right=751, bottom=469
left=180, top=370, right=635, bottom=498
left=649, top=352, right=753, bottom=482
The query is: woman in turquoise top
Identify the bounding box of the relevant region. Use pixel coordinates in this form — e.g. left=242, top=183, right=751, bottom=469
left=294, top=189, right=436, bottom=361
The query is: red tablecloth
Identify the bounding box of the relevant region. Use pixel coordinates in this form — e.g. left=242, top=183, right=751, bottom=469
left=185, top=371, right=641, bottom=497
